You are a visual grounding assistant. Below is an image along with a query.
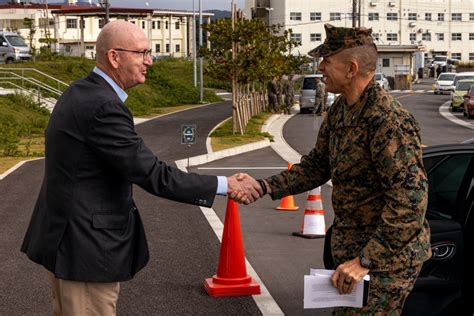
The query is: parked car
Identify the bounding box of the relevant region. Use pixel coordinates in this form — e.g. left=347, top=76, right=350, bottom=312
left=324, top=143, right=474, bottom=316
left=434, top=72, right=456, bottom=94
left=452, top=72, right=474, bottom=88
left=375, top=73, right=390, bottom=90
left=299, top=74, right=336, bottom=114
left=432, top=55, right=448, bottom=68
left=451, top=79, right=474, bottom=112
left=462, top=84, right=474, bottom=119
left=0, top=31, right=32, bottom=63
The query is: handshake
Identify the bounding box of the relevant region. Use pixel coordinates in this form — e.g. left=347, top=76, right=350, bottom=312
left=227, top=173, right=270, bottom=205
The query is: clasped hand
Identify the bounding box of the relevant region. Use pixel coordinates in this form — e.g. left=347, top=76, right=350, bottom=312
left=227, top=173, right=264, bottom=204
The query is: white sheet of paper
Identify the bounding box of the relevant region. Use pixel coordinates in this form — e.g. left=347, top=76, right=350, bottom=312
left=304, top=269, right=370, bottom=309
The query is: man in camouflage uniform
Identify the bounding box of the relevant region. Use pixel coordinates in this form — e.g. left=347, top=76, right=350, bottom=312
left=258, top=24, right=432, bottom=315
left=267, top=76, right=279, bottom=113
left=282, top=75, right=295, bottom=114
left=313, top=76, right=325, bottom=115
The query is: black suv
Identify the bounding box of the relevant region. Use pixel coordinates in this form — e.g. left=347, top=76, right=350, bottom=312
left=324, top=143, right=474, bottom=315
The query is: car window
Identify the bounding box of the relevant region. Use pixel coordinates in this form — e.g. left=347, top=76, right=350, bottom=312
left=425, top=153, right=473, bottom=220
left=438, top=74, right=455, bottom=81
left=302, top=78, right=316, bottom=90
left=5, top=35, right=27, bottom=47
left=456, top=81, right=474, bottom=91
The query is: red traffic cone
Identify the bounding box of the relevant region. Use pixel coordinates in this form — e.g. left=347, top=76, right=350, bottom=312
left=275, top=163, right=299, bottom=211
left=204, top=199, right=260, bottom=296
left=293, top=187, right=326, bottom=239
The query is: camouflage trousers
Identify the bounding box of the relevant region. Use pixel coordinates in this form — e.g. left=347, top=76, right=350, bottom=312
left=334, top=263, right=422, bottom=316
left=313, top=98, right=324, bottom=114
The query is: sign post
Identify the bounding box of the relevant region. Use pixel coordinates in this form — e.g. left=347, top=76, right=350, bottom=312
left=181, top=124, right=196, bottom=168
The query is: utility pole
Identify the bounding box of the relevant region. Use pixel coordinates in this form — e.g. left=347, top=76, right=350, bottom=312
left=199, top=0, right=203, bottom=102
left=352, top=0, right=357, bottom=27
left=192, top=0, right=197, bottom=87
left=100, top=0, right=110, bottom=24
left=358, top=0, right=361, bottom=27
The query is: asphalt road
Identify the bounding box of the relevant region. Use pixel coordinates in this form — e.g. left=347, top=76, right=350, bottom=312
left=1, top=82, right=472, bottom=315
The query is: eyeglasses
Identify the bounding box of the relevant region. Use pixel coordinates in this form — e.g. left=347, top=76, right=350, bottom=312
left=113, top=48, right=152, bottom=61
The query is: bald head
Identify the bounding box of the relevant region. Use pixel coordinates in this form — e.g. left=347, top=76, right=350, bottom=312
left=96, top=20, right=147, bottom=65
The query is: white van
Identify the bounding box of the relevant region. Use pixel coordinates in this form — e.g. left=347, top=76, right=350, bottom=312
left=0, top=32, right=32, bottom=63
left=299, top=74, right=336, bottom=114
left=432, top=55, right=448, bottom=68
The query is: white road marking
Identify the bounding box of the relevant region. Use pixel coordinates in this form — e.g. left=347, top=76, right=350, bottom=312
left=439, top=101, right=474, bottom=129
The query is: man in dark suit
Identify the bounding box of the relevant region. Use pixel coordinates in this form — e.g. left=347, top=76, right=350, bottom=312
left=21, top=20, right=261, bottom=315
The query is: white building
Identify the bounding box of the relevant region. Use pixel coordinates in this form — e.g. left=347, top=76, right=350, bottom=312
left=244, top=0, right=474, bottom=69
left=0, top=3, right=212, bottom=59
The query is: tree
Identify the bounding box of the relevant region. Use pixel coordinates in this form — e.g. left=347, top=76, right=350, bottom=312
left=23, top=18, right=36, bottom=55
left=201, top=18, right=308, bottom=134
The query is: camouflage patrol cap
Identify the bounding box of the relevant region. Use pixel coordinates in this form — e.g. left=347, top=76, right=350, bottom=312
left=308, top=24, right=377, bottom=58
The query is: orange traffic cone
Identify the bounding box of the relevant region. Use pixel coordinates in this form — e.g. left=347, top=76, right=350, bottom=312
left=292, top=187, right=326, bottom=239
left=275, top=163, right=299, bottom=211
left=204, top=199, right=260, bottom=296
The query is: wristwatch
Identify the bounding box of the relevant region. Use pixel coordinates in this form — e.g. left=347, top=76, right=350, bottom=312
left=359, top=254, right=373, bottom=269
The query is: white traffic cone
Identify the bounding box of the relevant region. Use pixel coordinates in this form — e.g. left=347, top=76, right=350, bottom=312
left=292, top=187, right=326, bottom=239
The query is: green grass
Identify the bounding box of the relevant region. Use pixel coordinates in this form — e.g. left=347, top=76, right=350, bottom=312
left=0, top=57, right=224, bottom=116
left=210, top=112, right=274, bottom=151
left=0, top=93, right=50, bottom=161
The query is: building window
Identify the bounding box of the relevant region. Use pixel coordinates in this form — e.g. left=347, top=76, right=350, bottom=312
left=387, top=33, right=398, bottom=41
left=166, top=43, right=170, bottom=53
left=409, top=33, right=416, bottom=41
left=130, top=21, right=135, bottom=24
left=372, top=33, right=380, bottom=41
left=98, top=18, right=105, bottom=29
left=310, top=33, right=321, bottom=42
left=290, top=33, right=302, bottom=42
left=383, top=58, right=390, bottom=67
left=175, top=44, right=180, bottom=52
left=470, top=33, right=474, bottom=40
left=470, top=13, right=474, bottom=21
left=387, top=13, right=398, bottom=21
left=422, top=32, right=431, bottom=41
left=142, top=21, right=145, bottom=29
left=310, top=12, right=321, bottom=21
left=469, top=53, right=474, bottom=61
left=85, top=45, right=94, bottom=50
left=157, top=21, right=161, bottom=29
left=438, top=13, right=444, bottom=21
left=451, top=53, right=461, bottom=60
left=175, top=21, right=180, bottom=30
left=436, top=33, right=444, bottom=41
left=452, top=33, right=462, bottom=41
left=155, top=43, right=160, bottom=53
left=165, top=21, right=169, bottom=29
left=451, top=13, right=462, bottom=21
left=330, top=13, right=341, bottom=21
left=66, top=18, right=77, bottom=29
left=408, top=13, right=417, bottom=21
left=152, top=21, right=156, bottom=29
left=425, top=13, right=432, bottom=21
left=368, top=12, right=379, bottom=21
left=290, top=12, right=302, bottom=21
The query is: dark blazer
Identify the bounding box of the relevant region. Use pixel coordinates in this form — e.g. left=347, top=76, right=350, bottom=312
left=21, top=72, right=217, bottom=282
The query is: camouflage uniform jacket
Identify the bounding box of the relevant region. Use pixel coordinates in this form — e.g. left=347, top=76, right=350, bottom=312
left=315, top=81, right=325, bottom=100
left=266, top=79, right=431, bottom=272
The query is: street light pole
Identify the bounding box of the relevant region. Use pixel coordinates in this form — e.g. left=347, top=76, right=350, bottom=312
left=199, top=0, right=203, bottom=102
left=192, top=0, right=197, bottom=87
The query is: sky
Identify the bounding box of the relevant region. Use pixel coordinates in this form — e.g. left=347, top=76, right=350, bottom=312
left=107, top=0, right=245, bottom=10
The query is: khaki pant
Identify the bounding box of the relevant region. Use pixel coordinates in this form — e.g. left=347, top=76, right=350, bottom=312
left=48, top=271, right=120, bottom=316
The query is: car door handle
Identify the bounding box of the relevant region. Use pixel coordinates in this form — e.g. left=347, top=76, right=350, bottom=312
left=431, top=242, right=455, bottom=260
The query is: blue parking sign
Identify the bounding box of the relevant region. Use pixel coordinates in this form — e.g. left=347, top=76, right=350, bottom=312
left=181, top=124, right=196, bottom=144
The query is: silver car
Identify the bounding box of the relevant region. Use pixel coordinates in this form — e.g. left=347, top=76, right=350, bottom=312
left=299, top=74, right=336, bottom=114
left=375, top=73, right=390, bottom=90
